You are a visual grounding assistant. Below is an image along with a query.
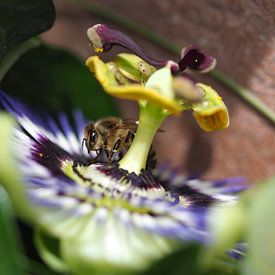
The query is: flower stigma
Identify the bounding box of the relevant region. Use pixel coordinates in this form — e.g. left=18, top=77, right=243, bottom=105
left=86, top=24, right=229, bottom=174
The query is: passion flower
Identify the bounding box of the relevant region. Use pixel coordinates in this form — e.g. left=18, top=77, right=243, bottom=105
left=0, top=89, right=245, bottom=274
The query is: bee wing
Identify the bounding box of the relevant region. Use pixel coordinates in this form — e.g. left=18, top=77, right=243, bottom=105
left=116, top=119, right=138, bottom=131
left=117, top=119, right=164, bottom=132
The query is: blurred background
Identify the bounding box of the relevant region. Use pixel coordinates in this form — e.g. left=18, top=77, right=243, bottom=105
left=7, top=0, right=275, bottom=183
left=1, top=2, right=275, bottom=274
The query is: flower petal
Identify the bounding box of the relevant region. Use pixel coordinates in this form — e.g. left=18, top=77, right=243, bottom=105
left=61, top=209, right=174, bottom=275
left=35, top=228, right=69, bottom=273
left=0, top=90, right=245, bottom=273
left=0, top=112, right=34, bottom=218
left=0, top=91, right=207, bottom=240
left=154, top=164, right=247, bottom=206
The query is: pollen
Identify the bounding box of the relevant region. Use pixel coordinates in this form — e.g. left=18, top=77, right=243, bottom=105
left=38, top=153, right=43, bottom=157
left=94, top=47, right=104, bottom=53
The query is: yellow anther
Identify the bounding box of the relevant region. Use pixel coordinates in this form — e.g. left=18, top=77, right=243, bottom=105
left=94, top=47, right=104, bottom=53
left=192, top=83, right=230, bottom=132
left=193, top=107, right=229, bottom=132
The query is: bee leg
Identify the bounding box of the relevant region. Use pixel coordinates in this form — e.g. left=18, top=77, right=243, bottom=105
left=125, top=131, right=135, bottom=146
left=109, top=151, right=116, bottom=163
left=105, top=149, right=116, bottom=165
left=84, top=151, right=102, bottom=166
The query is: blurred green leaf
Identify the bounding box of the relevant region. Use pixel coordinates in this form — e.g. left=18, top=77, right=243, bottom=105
left=23, top=257, right=59, bottom=275
left=241, top=177, right=275, bottom=275
left=0, top=38, right=41, bottom=81
left=0, top=186, right=25, bottom=275
left=2, top=45, right=118, bottom=119
left=142, top=244, right=239, bottom=275
left=0, top=0, right=55, bottom=61
left=142, top=245, right=201, bottom=275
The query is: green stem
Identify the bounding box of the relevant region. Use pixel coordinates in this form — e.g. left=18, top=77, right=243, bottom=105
left=72, top=0, right=275, bottom=125
left=119, top=103, right=166, bottom=174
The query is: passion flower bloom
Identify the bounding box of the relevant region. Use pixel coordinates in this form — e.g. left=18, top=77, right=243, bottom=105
left=0, top=24, right=243, bottom=274
left=0, top=90, right=246, bottom=274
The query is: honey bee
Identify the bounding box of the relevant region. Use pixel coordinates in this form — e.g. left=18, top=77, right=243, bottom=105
left=83, top=117, right=138, bottom=162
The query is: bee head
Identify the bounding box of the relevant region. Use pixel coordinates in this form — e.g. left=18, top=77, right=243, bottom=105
left=83, top=122, right=99, bottom=153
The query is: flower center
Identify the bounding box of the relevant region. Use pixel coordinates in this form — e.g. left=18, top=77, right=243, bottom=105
left=60, top=160, right=177, bottom=213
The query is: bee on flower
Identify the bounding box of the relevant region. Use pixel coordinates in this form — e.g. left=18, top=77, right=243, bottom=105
left=0, top=24, right=245, bottom=275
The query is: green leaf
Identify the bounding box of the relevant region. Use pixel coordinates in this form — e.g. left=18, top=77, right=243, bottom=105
left=2, top=45, right=118, bottom=119
left=241, top=177, right=275, bottom=275
left=206, top=202, right=245, bottom=260
left=22, top=257, right=59, bottom=275
left=141, top=245, right=201, bottom=275
left=0, top=0, right=55, bottom=61
left=142, top=244, right=239, bottom=275
left=0, top=38, right=41, bottom=82
left=0, top=186, right=25, bottom=275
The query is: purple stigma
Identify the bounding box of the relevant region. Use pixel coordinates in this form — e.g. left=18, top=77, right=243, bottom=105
left=87, top=24, right=167, bottom=68
left=178, top=45, right=216, bottom=73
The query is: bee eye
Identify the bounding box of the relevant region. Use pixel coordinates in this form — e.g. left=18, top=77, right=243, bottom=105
left=90, top=130, right=98, bottom=143
left=113, top=139, right=121, bottom=151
